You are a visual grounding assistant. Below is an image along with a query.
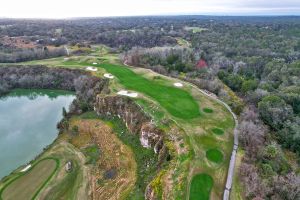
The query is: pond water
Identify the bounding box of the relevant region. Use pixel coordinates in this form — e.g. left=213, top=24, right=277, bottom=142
left=0, top=89, right=75, bottom=179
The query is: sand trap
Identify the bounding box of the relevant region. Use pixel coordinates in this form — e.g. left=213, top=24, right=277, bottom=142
left=20, top=164, right=31, bottom=172
left=86, top=66, right=98, bottom=72
left=64, top=57, right=69, bottom=61
left=92, top=62, right=98, bottom=65
left=174, top=82, right=183, bottom=87
left=104, top=73, right=114, bottom=79
left=117, top=90, right=138, bottom=98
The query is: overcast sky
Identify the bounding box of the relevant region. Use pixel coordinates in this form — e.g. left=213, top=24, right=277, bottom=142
left=1, top=0, right=299, bottom=18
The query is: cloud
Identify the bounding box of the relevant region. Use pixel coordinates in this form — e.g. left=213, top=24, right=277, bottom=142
left=0, top=0, right=299, bottom=18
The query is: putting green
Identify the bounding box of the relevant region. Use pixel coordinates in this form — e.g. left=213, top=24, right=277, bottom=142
left=203, top=107, right=214, bottom=113
left=0, top=158, right=58, bottom=200
left=189, top=173, right=213, bottom=200
left=97, top=63, right=200, bottom=119
left=206, top=149, right=223, bottom=164
left=212, top=127, right=224, bottom=135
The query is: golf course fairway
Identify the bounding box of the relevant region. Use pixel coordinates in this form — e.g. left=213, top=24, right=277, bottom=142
left=98, top=63, right=200, bottom=119
left=0, top=158, right=58, bottom=200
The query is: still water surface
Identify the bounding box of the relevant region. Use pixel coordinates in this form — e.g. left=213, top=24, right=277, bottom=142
left=0, top=89, right=75, bottom=179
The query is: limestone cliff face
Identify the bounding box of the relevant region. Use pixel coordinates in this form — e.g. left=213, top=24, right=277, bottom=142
left=95, top=95, right=169, bottom=199
left=94, top=95, right=167, bottom=158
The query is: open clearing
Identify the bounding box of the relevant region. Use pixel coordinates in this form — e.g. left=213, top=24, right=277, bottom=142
left=1, top=158, right=58, bottom=200
left=189, top=173, right=214, bottom=200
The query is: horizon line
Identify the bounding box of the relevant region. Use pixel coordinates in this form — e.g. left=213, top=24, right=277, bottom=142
left=1, top=13, right=300, bottom=20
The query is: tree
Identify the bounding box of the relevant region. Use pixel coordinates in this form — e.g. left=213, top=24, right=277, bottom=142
left=239, top=120, right=266, bottom=160
left=258, top=95, right=293, bottom=130
left=62, top=107, right=67, bottom=118
left=278, top=117, right=300, bottom=155
left=260, top=144, right=290, bottom=175
left=272, top=172, right=300, bottom=200
left=241, top=79, right=258, bottom=93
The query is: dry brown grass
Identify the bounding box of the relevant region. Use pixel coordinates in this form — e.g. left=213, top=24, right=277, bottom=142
left=70, top=119, right=137, bottom=200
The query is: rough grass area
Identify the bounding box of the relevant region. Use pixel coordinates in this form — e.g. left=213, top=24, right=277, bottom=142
left=189, top=173, right=213, bottom=200
left=206, top=149, right=224, bottom=164
left=212, top=127, right=224, bottom=135
left=98, top=63, right=201, bottom=119
left=68, top=116, right=137, bottom=199
left=43, top=160, right=81, bottom=200
left=0, top=158, right=58, bottom=200
left=83, top=145, right=100, bottom=165
left=203, top=107, right=214, bottom=113
left=79, top=112, right=158, bottom=199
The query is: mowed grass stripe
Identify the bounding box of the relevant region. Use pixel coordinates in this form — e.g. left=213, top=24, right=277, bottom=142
left=99, top=63, right=200, bottom=119
left=1, top=158, right=58, bottom=200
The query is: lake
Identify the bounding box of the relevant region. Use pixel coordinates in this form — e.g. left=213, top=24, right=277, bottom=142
left=0, top=89, right=75, bottom=179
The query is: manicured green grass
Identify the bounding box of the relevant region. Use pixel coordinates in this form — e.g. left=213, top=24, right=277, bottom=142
left=0, top=158, right=58, bottom=200
left=206, top=149, right=224, bottom=164
left=97, top=63, right=200, bottom=119
left=203, top=107, right=214, bottom=113
left=212, top=127, right=224, bottom=135
left=189, top=173, right=214, bottom=200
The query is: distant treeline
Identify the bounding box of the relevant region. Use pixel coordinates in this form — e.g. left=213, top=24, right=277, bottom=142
left=0, top=47, right=67, bottom=63
left=2, top=16, right=299, bottom=50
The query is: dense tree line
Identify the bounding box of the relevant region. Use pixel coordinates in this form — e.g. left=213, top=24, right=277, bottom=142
left=124, top=46, right=200, bottom=72
left=0, top=47, right=67, bottom=63
left=95, top=29, right=177, bottom=49
left=3, top=16, right=298, bottom=51
left=238, top=107, right=300, bottom=199
left=0, top=65, right=109, bottom=111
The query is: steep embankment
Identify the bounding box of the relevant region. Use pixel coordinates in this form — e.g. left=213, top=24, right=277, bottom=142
left=94, top=95, right=170, bottom=199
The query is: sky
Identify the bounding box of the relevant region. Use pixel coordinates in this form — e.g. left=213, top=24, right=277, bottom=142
left=0, top=0, right=299, bottom=18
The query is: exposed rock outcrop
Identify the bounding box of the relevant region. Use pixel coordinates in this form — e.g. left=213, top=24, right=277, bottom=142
left=94, top=95, right=168, bottom=159
left=94, top=95, right=170, bottom=200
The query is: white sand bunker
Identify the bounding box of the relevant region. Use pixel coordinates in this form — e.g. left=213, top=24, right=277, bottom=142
left=20, top=164, right=31, bottom=172
left=92, top=62, right=98, bottom=65
left=64, top=57, right=69, bottom=61
left=104, top=73, right=114, bottom=79
left=86, top=66, right=98, bottom=72
left=174, top=82, right=183, bottom=87
left=117, top=90, right=138, bottom=98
